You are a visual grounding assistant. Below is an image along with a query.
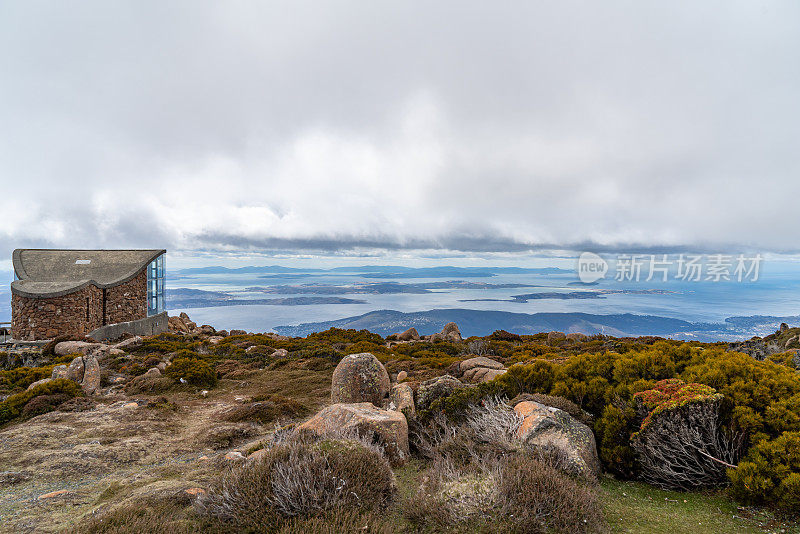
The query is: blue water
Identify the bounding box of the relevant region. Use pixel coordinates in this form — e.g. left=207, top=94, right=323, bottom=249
left=167, top=262, right=800, bottom=334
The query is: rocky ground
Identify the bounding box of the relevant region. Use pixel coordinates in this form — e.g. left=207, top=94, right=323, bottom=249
left=1, top=317, right=798, bottom=533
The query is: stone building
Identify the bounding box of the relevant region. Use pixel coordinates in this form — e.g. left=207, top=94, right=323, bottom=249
left=10, top=249, right=166, bottom=341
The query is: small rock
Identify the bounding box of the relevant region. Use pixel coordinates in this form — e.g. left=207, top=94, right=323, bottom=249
left=224, top=451, right=245, bottom=461
left=272, top=348, right=289, bottom=358
left=395, top=328, right=421, bottom=341
left=38, top=489, right=72, bottom=500
left=230, top=329, right=247, bottom=336
left=200, top=390, right=209, bottom=397
left=51, top=364, right=69, bottom=380
left=27, top=378, right=52, bottom=390
left=207, top=336, right=224, bottom=344
left=123, top=402, right=139, bottom=409
left=459, top=356, right=504, bottom=372
left=114, top=336, right=143, bottom=351
left=396, top=370, right=408, bottom=382
left=144, top=367, right=161, bottom=377
left=184, top=487, right=206, bottom=497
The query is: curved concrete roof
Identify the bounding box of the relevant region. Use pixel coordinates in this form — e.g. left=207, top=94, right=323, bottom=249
left=11, top=249, right=165, bottom=299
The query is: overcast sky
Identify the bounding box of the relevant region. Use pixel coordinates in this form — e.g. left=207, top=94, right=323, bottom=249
left=1, top=1, right=799, bottom=267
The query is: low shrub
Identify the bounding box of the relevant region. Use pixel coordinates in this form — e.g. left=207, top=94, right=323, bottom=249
left=124, top=374, right=174, bottom=395
left=199, top=435, right=395, bottom=530
left=729, top=431, right=800, bottom=511
left=20, top=393, right=72, bottom=418
left=0, top=365, right=56, bottom=393
left=497, top=454, right=607, bottom=533
left=164, top=357, right=217, bottom=388
left=0, top=379, right=83, bottom=424
left=222, top=396, right=309, bottom=425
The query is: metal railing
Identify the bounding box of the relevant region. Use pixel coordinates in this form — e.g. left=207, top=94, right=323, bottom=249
left=0, top=322, right=10, bottom=343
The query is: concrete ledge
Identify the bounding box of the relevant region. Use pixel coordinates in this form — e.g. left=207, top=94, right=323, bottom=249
left=88, top=312, right=168, bottom=342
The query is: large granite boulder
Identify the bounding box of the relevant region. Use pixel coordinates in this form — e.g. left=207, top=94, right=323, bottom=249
left=416, top=375, right=467, bottom=412
left=566, top=332, right=589, bottom=342
left=331, top=353, right=390, bottom=407
left=296, top=403, right=409, bottom=466
left=514, top=400, right=600, bottom=479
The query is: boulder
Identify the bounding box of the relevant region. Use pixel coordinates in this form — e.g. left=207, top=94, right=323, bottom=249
left=389, top=383, right=415, bottom=415
left=216, top=330, right=229, bottom=337
left=396, top=370, right=408, bottom=382
left=297, top=402, right=409, bottom=466
left=566, top=332, right=589, bottom=342
left=229, top=329, right=247, bottom=336
left=416, top=375, right=466, bottom=412
left=780, top=322, right=790, bottom=332
left=431, top=322, right=462, bottom=342
left=514, top=401, right=600, bottom=479
left=27, top=378, right=53, bottom=390
left=459, top=356, right=504, bottom=373
left=53, top=341, right=101, bottom=357
left=462, top=367, right=506, bottom=383
left=81, top=354, right=101, bottom=394
left=785, top=335, right=799, bottom=350
left=272, top=348, right=289, bottom=358
left=207, top=336, right=225, bottom=344
left=546, top=332, right=566, bottom=344
left=51, top=365, right=69, bottom=380
left=196, top=325, right=216, bottom=336
left=396, top=328, right=420, bottom=341
left=168, top=316, right=190, bottom=333
left=331, top=352, right=390, bottom=407
left=113, top=336, right=142, bottom=351
left=144, top=367, right=162, bottom=377
left=65, top=356, right=85, bottom=383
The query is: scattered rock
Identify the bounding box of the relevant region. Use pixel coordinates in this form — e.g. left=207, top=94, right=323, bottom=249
left=396, top=370, right=408, bottom=382
left=216, top=330, right=229, bottom=337
left=200, top=390, right=209, bottom=397
left=431, top=322, right=462, bottom=342
left=459, top=356, right=504, bottom=373
left=330, top=352, right=390, bottom=407
left=53, top=341, right=101, bottom=357
left=389, top=383, right=415, bottom=415
left=566, top=332, right=589, bottom=341
left=27, top=378, right=52, bottom=390
left=51, top=364, right=69, bottom=380
left=113, top=336, right=143, bottom=351
left=462, top=367, right=506, bottom=383
left=514, top=400, right=600, bottom=479
left=224, top=451, right=245, bottom=461
left=144, top=367, right=161, bottom=377
left=416, top=375, right=467, bottom=412
left=66, top=356, right=85, bottom=383
left=207, top=336, right=225, bottom=344
left=168, top=316, right=191, bottom=333
left=197, top=325, right=216, bottom=336
left=396, top=328, right=421, bottom=341
left=272, top=348, right=289, bottom=358
left=297, top=402, right=409, bottom=466
left=229, top=329, right=247, bottom=336
left=184, top=487, right=206, bottom=497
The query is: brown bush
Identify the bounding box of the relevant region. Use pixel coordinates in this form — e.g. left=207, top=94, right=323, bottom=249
left=497, top=454, right=607, bottom=533
left=198, top=436, right=395, bottom=530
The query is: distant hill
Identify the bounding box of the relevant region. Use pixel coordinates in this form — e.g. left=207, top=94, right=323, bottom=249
left=274, top=308, right=800, bottom=342
left=176, top=265, right=570, bottom=278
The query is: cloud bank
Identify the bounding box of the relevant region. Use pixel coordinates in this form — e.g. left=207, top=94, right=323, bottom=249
left=1, top=1, right=799, bottom=259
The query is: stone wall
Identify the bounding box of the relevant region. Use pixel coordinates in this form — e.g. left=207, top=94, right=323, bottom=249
left=11, top=285, right=103, bottom=341
left=11, top=268, right=149, bottom=341
left=105, top=269, right=147, bottom=325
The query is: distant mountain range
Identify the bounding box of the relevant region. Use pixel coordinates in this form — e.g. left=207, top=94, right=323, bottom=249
left=274, top=308, right=800, bottom=342
left=175, top=265, right=569, bottom=278
left=166, top=288, right=364, bottom=307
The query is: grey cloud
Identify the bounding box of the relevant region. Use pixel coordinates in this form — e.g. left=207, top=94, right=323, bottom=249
left=1, top=1, right=799, bottom=261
